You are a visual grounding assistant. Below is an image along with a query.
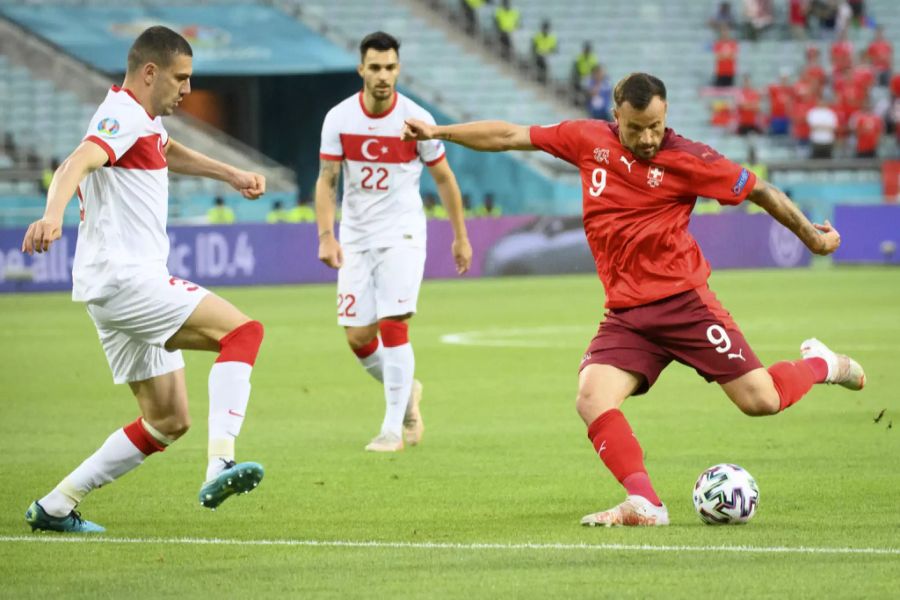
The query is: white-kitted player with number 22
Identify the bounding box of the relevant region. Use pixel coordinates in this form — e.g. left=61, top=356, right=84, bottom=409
left=316, top=31, right=472, bottom=452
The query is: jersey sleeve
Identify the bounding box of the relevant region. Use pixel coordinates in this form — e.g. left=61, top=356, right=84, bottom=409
left=529, top=120, right=583, bottom=165
left=416, top=110, right=446, bottom=166
left=690, top=152, right=757, bottom=206
left=83, top=105, right=141, bottom=166
left=319, top=107, right=344, bottom=161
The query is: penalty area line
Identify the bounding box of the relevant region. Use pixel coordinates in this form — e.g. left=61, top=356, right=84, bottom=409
left=2, top=536, right=899, bottom=556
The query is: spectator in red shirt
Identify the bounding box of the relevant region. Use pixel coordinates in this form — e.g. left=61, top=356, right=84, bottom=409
left=789, top=0, right=809, bottom=39
left=737, top=75, right=762, bottom=135
left=830, top=30, right=854, bottom=77
left=851, top=98, right=883, bottom=158
left=790, top=87, right=816, bottom=149
left=800, top=50, right=827, bottom=98
left=866, top=26, right=893, bottom=87
left=851, top=52, right=876, bottom=97
left=768, top=71, right=794, bottom=135
left=712, top=26, right=738, bottom=87
left=891, top=73, right=900, bottom=99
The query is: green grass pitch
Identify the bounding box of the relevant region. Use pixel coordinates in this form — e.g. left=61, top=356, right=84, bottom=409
left=1, top=268, right=899, bottom=598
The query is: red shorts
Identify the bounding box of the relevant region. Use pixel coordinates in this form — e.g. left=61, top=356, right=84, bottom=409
left=580, top=286, right=763, bottom=395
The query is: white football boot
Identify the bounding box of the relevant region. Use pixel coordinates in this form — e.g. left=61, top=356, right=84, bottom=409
left=365, top=432, right=404, bottom=452
left=800, top=338, right=866, bottom=390
left=403, top=379, right=424, bottom=446
left=580, top=495, right=670, bottom=527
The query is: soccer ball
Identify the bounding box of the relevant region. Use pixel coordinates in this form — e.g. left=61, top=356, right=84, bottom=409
left=692, top=463, right=759, bottom=525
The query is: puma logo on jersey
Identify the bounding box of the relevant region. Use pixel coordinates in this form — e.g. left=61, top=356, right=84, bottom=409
left=728, top=348, right=746, bottom=361
left=620, top=156, right=635, bottom=172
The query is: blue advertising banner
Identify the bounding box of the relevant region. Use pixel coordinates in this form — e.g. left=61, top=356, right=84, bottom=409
left=0, top=214, right=810, bottom=294
left=0, top=4, right=356, bottom=75
left=833, top=205, right=900, bottom=265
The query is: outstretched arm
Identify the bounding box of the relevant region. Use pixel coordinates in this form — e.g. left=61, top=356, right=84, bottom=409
left=165, top=139, right=265, bottom=199
left=22, top=140, right=108, bottom=255
left=315, top=159, right=343, bottom=269
left=428, top=158, right=472, bottom=274
left=748, top=178, right=839, bottom=255
left=402, top=119, right=536, bottom=152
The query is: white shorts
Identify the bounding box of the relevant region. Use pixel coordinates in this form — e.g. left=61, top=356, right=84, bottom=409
left=86, top=271, right=209, bottom=384
left=337, top=246, right=426, bottom=327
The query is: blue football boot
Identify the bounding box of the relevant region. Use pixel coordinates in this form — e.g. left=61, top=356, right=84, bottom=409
left=198, top=460, right=264, bottom=509
left=25, top=501, right=105, bottom=533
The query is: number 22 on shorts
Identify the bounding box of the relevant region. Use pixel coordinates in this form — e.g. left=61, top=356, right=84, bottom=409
left=337, top=293, right=357, bottom=318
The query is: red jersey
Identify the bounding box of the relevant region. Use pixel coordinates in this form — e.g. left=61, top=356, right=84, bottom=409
left=714, top=40, right=738, bottom=77
left=830, top=40, right=854, bottom=73
left=891, top=74, right=900, bottom=98
left=852, top=112, right=883, bottom=153
left=737, top=87, right=761, bottom=126
left=791, top=98, right=815, bottom=141
left=768, top=84, right=793, bottom=118
left=529, top=121, right=756, bottom=309
left=867, top=40, right=893, bottom=72
left=851, top=64, right=876, bottom=94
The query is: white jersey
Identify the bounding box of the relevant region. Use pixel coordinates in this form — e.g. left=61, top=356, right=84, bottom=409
left=319, top=92, right=445, bottom=250
left=73, top=86, right=170, bottom=301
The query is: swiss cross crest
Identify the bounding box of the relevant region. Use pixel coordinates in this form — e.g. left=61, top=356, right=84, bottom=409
left=647, top=165, right=665, bottom=188
left=593, top=147, right=610, bottom=164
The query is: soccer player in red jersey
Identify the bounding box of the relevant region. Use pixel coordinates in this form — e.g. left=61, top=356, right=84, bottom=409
left=402, top=73, right=866, bottom=527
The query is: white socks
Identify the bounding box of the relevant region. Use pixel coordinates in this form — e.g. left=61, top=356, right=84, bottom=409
left=206, top=361, right=252, bottom=482
left=357, top=344, right=385, bottom=382
left=379, top=343, right=415, bottom=437
left=39, top=421, right=170, bottom=518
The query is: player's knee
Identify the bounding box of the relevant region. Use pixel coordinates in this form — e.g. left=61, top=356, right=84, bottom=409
left=735, top=390, right=780, bottom=416
left=346, top=327, right=377, bottom=351
left=146, top=413, right=191, bottom=440
left=218, top=320, right=264, bottom=365
left=575, top=386, right=618, bottom=423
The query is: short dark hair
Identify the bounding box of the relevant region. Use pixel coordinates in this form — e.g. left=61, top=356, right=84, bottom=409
left=359, top=31, right=400, bottom=60
left=613, top=73, right=667, bottom=110
left=127, top=26, right=193, bottom=73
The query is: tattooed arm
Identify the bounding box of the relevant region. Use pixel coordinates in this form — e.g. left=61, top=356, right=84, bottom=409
left=315, top=159, right=343, bottom=268
left=747, top=178, right=840, bottom=255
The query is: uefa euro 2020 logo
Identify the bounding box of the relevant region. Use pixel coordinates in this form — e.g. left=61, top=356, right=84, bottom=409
left=97, top=118, right=120, bottom=136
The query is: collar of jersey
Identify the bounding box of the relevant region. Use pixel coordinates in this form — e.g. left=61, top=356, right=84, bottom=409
left=358, top=91, right=398, bottom=119
left=111, top=85, right=154, bottom=120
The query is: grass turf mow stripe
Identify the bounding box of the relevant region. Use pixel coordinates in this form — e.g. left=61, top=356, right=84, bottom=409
left=2, top=536, right=899, bottom=556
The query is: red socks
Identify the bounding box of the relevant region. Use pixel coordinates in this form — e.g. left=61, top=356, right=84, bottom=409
left=352, top=337, right=379, bottom=358
left=217, top=320, right=264, bottom=366
left=587, top=409, right=661, bottom=506
left=768, top=357, right=827, bottom=411
left=379, top=320, right=409, bottom=347
left=122, top=418, right=165, bottom=456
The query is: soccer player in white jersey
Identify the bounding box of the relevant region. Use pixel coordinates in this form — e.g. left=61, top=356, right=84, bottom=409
left=316, top=32, right=472, bottom=452
left=21, top=27, right=268, bottom=533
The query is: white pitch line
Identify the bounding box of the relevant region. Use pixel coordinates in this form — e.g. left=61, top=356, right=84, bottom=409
left=1, top=536, right=899, bottom=556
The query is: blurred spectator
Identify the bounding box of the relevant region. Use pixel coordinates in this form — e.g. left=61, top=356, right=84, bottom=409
left=40, top=158, right=60, bottom=193
left=835, top=0, right=854, bottom=33
left=461, top=0, right=486, bottom=37
left=807, top=96, right=838, bottom=158
left=810, top=0, right=838, bottom=33
left=768, top=71, right=794, bottom=135
left=789, top=0, right=809, bottom=39
left=2, top=132, right=16, bottom=160
left=287, top=195, right=315, bottom=223
left=800, top=46, right=827, bottom=96
left=207, top=196, right=235, bottom=225
left=830, top=29, right=854, bottom=76
left=851, top=51, right=876, bottom=96
left=712, top=26, right=738, bottom=87
left=850, top=97, right=882, bottom=158
left=585, top=65, right=613, bottom=120
left=475, top=192, right=503, bottom=217
left=742, top=0, right=774, bottom=41
left=736, top=75, right=763, bottom=135
left=866, top=26, right=893, bottom=87
left=494, top=0, right=520, bottom=61
left=571, top=42, right=599, bottom=103
left=846, top=0, right=865, bottom=27
left=741, top=146, right=768, bottom=214
left=531, top=20, right=558, bottom=85
left=422, top=192, right=439, bottom=219
left=708, top=2, right=737, bottom=31
left=462, top=193, right=473, bottom=217
left=266, top=200, right=289, bottom=224
left=791, top=86, right=817, bottom=149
